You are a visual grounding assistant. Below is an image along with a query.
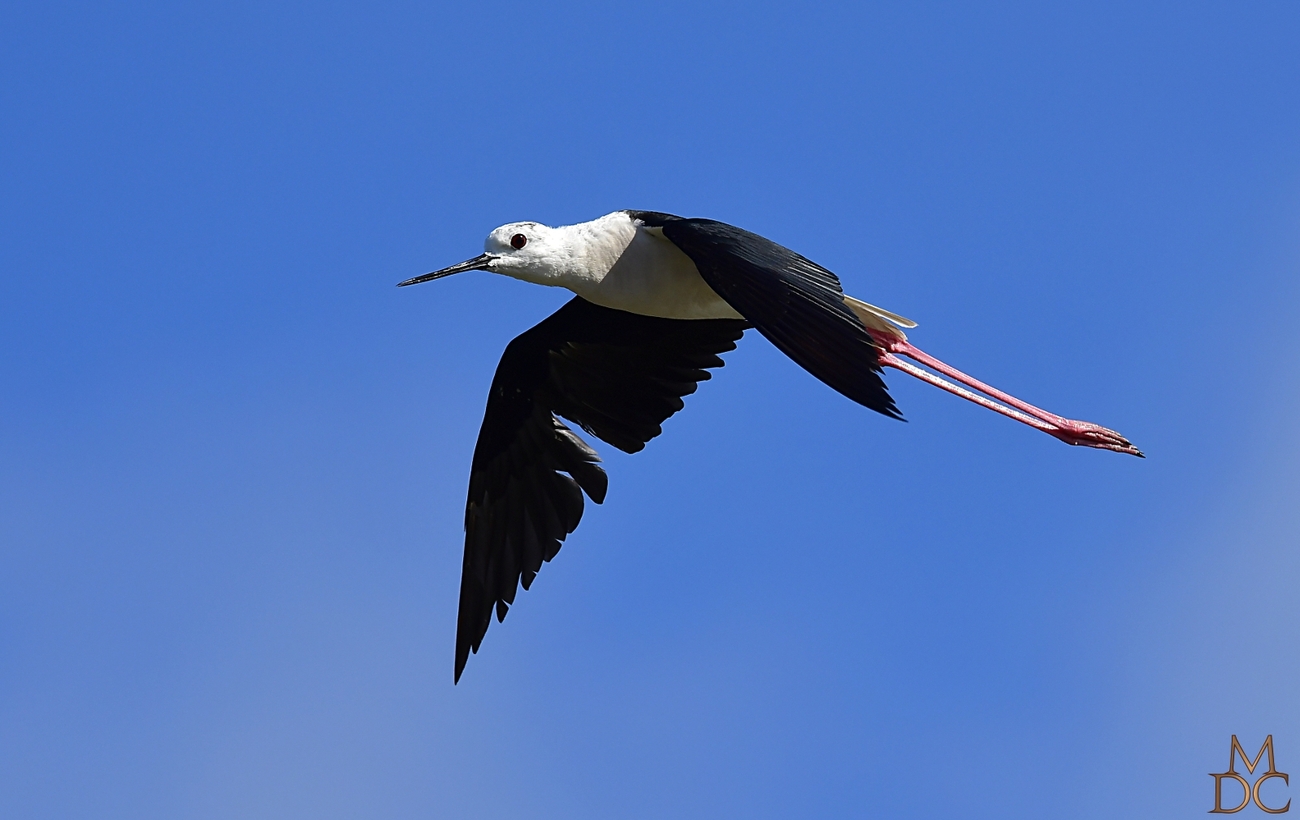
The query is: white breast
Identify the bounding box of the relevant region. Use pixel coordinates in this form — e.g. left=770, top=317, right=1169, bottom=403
left=563, top=214, right=743, bottom=321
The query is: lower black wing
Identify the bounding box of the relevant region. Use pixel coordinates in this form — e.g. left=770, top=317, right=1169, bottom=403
left=628, top=211, right=900, bottom=419
left=456, top=296, right=747, bottom=682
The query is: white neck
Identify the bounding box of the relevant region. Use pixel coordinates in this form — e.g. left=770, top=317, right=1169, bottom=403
left=492, top=212, right=741, bottom=321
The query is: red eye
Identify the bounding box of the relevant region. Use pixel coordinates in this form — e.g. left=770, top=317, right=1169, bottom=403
left=510, top=233, right=527, bottom=249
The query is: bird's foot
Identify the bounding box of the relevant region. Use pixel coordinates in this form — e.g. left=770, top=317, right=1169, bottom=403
left=1044, top=419, right=1144, bottom=457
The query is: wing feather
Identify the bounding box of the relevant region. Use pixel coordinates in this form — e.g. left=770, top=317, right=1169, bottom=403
left=628, top=211, right=901, bottom=419
left=454, top=297, right=746, bottom=682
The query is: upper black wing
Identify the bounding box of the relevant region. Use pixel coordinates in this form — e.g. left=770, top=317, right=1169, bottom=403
left=455, top=296, right=747, bottom=682
left=628, top=210, right=900, bottom=419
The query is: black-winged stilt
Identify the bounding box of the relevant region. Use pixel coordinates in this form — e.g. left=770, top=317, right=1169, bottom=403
left=399, top=210, right=1141, bottom=682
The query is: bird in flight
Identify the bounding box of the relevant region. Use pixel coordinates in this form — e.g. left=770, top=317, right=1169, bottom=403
left=398, top=210, right=1141, bottom=682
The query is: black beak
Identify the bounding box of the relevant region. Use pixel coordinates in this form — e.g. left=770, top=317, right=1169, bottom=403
left=397, top=253, right=496, bottom=287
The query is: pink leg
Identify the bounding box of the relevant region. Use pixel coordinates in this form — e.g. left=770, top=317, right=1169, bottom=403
left=872, top=334, right=1143, bottom=457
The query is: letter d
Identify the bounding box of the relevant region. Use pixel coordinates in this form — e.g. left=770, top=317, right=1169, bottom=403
left=1210, top=772, right=1251, bottom=813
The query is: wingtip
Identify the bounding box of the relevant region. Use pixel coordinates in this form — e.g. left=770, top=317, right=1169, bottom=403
left=454, top=639, right=470, bottom=684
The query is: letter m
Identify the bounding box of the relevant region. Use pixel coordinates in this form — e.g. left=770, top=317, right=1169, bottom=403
left=1229, top=735, right=1280, bottom=775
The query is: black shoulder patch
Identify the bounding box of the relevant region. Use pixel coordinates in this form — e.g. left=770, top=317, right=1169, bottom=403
left=656, top=217, right=901, bottom=419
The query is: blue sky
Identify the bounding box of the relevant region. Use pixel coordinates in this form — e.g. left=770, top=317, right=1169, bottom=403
left=2, top=2, right=1298, bottom=818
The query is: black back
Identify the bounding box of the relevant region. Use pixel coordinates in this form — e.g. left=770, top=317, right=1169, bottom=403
left=627, top=210, right=900, bottom=419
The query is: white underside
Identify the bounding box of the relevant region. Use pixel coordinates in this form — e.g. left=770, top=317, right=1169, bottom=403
left=563, top=219, right=744, bottom=320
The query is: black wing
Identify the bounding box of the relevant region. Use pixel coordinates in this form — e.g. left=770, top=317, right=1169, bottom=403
left=628, top=210, right=900, bottom=419
left=455, top=296, right=747, bottom=682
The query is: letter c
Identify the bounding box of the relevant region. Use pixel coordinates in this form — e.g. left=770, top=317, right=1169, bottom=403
left=1253, top=771, right=1291, bottom=814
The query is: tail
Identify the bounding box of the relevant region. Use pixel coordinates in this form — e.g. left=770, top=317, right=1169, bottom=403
left=844, top=295, right=916, bottom=341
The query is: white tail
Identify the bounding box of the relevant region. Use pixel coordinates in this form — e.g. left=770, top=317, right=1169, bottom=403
left=844, top=295, right=917, bottom=341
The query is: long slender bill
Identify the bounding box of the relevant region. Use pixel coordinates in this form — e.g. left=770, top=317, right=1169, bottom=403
left=397, top=253, right=496, bottom=287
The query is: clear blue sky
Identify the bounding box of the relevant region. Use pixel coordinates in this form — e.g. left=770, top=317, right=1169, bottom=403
left=2, top=3, right=1298, bottom=818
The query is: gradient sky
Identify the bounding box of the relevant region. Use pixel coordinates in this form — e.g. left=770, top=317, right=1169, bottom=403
left=2, top=3, right=1299, bottom=818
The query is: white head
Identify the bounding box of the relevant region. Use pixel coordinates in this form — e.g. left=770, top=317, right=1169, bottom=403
left=398, top=220, right=575, bottom=289
left=398, top=212, right=638, bottom=293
